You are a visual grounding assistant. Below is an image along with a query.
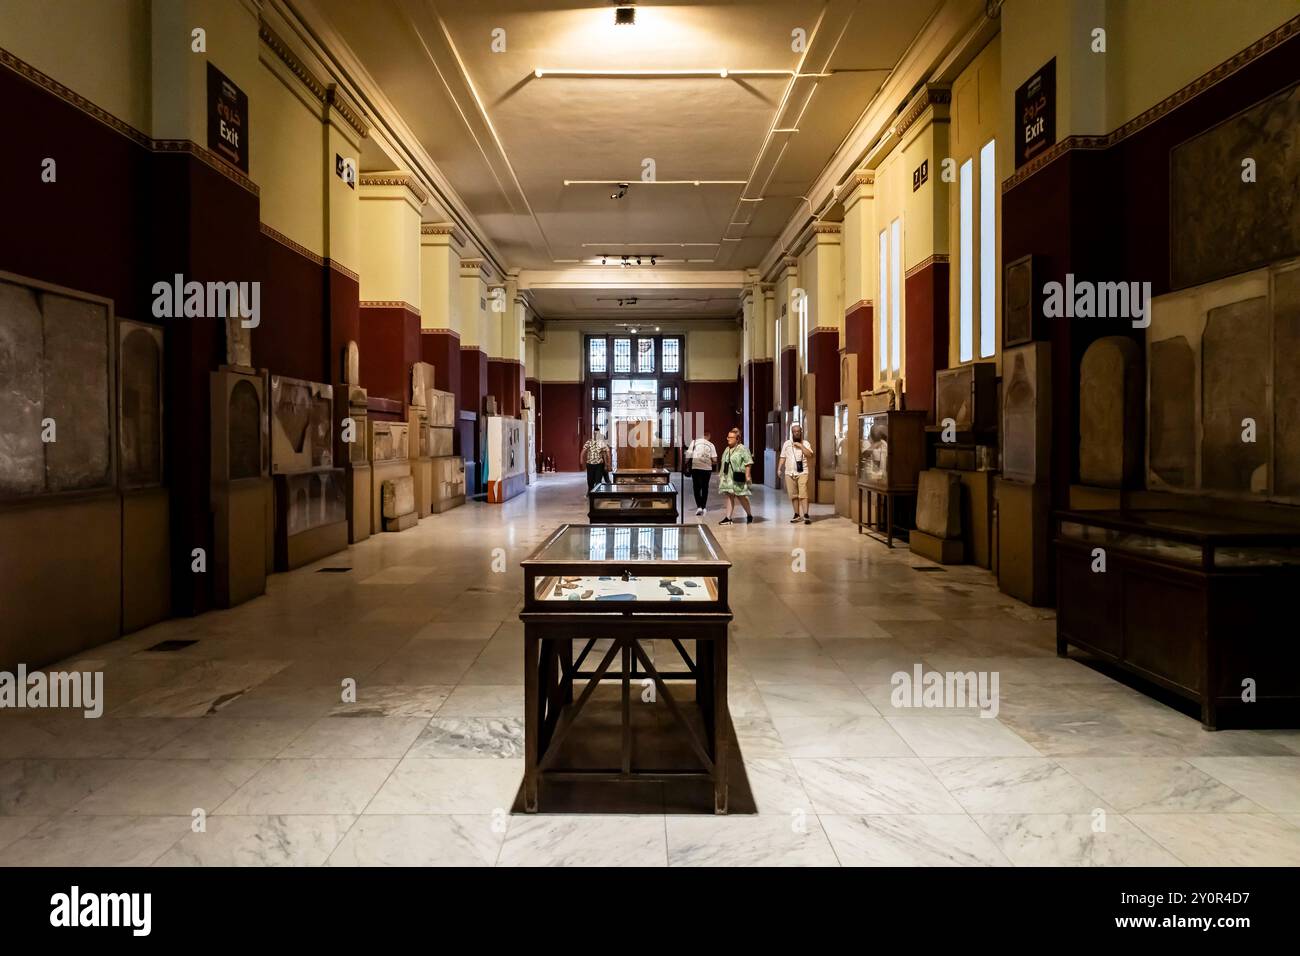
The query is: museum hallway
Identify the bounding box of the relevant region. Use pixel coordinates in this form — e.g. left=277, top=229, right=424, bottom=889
left=2, top=472, right=1298, bottom=867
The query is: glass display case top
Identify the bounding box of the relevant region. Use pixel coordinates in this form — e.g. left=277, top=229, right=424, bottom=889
left=591, top=481, right=674, bottom=494
left=1059, top=510, right=1300, bottom=569
left=525, top=523, right=725, bottom=564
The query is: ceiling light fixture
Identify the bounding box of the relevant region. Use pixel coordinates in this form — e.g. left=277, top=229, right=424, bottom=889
left=611, top=183, right=629, bottom=199
left=614, top=5, right=635, bottom=26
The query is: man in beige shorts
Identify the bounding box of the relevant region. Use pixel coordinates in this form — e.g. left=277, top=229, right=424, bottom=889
left=777, top=422, right=814, bottom=524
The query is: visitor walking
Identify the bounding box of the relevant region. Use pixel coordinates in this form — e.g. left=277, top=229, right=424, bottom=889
left=581, top=429, right=611, bottom=491
left=684, top=430, right=718, bottom=515
left=777, top=422, right=814, bottom=524
left=718, top=427, right=754, bottom=525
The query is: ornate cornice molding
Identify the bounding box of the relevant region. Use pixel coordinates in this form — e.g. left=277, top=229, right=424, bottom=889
left=259, top=20, right=326, bottom=102
left=359, top=173, right=429, bottom=204
left=895, top=85, right=951, bottom=139
left=1003, top=13, right=1300, bottom=193
left=259, top=222, right=324, bottom=266
left=812, top=222, right=843, bottom=235
left=326, top=86, right=369, bottom=139
left=419, top=327, right=460, bottom=337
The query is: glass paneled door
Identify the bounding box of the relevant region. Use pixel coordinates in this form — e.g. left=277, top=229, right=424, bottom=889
left=610, top=378, right=657, bottom=471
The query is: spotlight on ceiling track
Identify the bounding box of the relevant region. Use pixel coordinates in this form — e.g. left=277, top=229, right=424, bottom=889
left=614, top=5, right=636, bottom=26
left=611, top=183, right=629, bottom=199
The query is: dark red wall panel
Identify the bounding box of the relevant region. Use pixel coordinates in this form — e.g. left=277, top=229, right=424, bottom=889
left=539, top=382, right=582, bottom=471
left=903, top=260, right=949, bottom=424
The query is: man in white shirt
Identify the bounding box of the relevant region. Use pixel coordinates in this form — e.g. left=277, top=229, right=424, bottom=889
left=684, top=431, right=718, bottom=516
left=777, top=423, right=814, bottom=524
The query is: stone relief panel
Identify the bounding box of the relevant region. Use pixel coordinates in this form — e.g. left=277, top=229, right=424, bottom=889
left=1201, top=296, right=1269, bottom=493
left=119, top=321, right=164, bottom=488
left=0, top=282, right=45, bottom=497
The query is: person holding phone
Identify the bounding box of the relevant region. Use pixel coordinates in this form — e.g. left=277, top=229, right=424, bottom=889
left=718, top=427, right=754, bottom=525
left=777, top=422, right=814, bottom=524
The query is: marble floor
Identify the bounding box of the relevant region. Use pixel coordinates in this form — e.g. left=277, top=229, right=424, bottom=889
left=3, top=473, right=1299, bottom=867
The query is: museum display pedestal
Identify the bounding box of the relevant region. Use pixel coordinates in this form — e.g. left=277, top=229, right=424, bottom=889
left=996, top=477, right=1052, bottom=606
left=411, top=457, right=433, bottom=517
left=519, top=523, right=734, bottom=813
left=1056, top=509, right=1300, bottom=729
left=911, top=470, right=964, bottom=564
left=273, top=470, right=349, bottom=571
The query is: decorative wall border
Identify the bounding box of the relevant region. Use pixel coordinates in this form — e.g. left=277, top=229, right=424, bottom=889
left=361, top=300, right=421, bottom=315
left=259, top=222, right=325, bottom=266
left=904, top=253, right=951, bottom=279
left=327, top=259, right=360, bottom=284
left=895, top=85, right=951, bottom=139
left=1, top=46, right=260, bottom=197
left=258, top=20, right=370, bottom=140
left=420, top=327, right=461, bottom=337
left=1002, top=13, right=1300, bottom=193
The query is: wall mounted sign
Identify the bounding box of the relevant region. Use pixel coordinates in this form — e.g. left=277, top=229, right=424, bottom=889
left=912, top=158, right=929, bottom=191
left=335, top=154, right=356, bottom=189
left=1014, top=58, right=1055, bottom=169
left=207, top=63, right=248, bottom=172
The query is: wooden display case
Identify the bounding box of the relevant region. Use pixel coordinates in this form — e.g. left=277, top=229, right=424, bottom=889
left=587, top=481, right=679, bottom=524
left=856, top=410, right=926, bottom=547
left=1055, top=509, right=1300, bottom=728
left=519, top=524, right=733, bottom=812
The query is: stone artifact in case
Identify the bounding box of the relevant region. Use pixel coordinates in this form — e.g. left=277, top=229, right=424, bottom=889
left=270, top=375, right=334, bottom=474
left=118, top=320, right=165, bottom=489
left=587, top=481, right=679, bottom=523
left=934, top=362, right=997, bottom=434
left=1078, top=336, right=1139, bottom=488
left=1002, top=342, right=1052, bottom=485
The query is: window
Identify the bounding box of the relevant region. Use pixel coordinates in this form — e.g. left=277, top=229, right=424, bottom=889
left=662, top=337, right=680, bottom=373
left=588, top=337, right=606, bottom=373
left=637, top=337, right=655, bottom=372
left=979, top=138, right=996, bottom=359
left=890, top=218, right=901, bottom=374
left=613, top=338, right=631, bottom=373
left=878, top=230, right=888, bottom=373
left=797, top=290, right=809, bottom=375
left=959, top=158, right=974, bottom=362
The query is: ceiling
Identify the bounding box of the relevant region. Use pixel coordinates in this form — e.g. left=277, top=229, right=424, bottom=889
left=304, top=0, right=947, bottom=316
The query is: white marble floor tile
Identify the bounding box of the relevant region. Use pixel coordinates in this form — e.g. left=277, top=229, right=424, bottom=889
left=436, top=685, right=524, bottom=718
left=759, top=684, right=880, bottom=718
left=0, top=759, right=133, bottom=815
left=408, top=718, right=524, bottom=759
left=1056, top=757, right=1264, bottom=813
left=666, top=813, right=839, bottom=866
left=772, top=716, right=914, bottom=757
left=743, top=757, right=813, bottom=815
left=0, top=816, right=190, bottom=867
left=68, top=758, right=266, bottom=815
left=971, top=813, right=1183, bottom=866
left=216, top=758, right=397, bottom=815
left=1185, top=757, right=1300, bottom=813
left=0, top=716, right=190, bottom=759
left=1127, top=813, right=1300, bottom=866
left=821, top=814, right=1010, bottom=866
left=365, top=758, right=523, bottom=813
left=279, top=717, right=428, bottom=759
left=155, top=814, right=354, bottom=866
left=886, top=716, right=1040, bottom=757
left=327, top=814, right=505, bottom=866
left=498, top=815, right=666, bottom=867
left=926, top=757, right=1111, bottom=814
left=0, top=816, right=45, bottom=851
left=792, top=758, right=964, bottom=814
left=153, top=717, right=312, bottom=759
left=328, top=684, right=454, bottom=718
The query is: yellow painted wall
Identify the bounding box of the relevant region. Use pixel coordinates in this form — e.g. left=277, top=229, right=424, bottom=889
left=325, top=122, right=362, bottom=274
left=687, top=328, right=740, bottom=381
left=1110, top=0, right=1297, bottom=128
left=538, top=327, right=582, bottom=382
left=2, top=0, right=152, bottom=133
left=359, top=191, right=421, bottom=306
left=870, top=147, right=908, bottom=386
left=419, top=238, right=462, bottom=333
left=251, top=55, right=325, bottom=256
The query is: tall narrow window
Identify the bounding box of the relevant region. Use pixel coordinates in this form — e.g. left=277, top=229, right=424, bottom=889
left=637, top=337, right=655, bottom=372
left=588, top=337, right=607, bottom=373
left=979, top=139, right=996, bottom=359
left=878, top=230, right=888, bottom=372
left=662, top=337, right=680, bottom=373
left=959, top=158, right=974, bottom=363
left=797, top=292, right=809, bottom=374
left=890, top=218, right=902, bottom=374
left=613, top=338, right=631, bottom=373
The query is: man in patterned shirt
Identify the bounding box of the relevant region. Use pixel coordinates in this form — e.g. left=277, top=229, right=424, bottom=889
left=582, top=429, right=611, bottom=490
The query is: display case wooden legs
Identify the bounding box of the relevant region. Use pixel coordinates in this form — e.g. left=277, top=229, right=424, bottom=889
left=522, top=618, right=731, bottom=814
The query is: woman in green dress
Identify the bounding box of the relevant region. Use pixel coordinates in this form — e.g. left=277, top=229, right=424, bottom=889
left=718, top=427, right=754, bottom=524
